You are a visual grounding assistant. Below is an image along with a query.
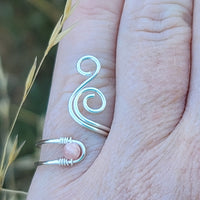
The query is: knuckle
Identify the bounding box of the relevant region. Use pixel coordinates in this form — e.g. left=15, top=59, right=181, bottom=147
left=78, top=1, right=119, bottom=20
left=126, top=2, right=192, bottom=42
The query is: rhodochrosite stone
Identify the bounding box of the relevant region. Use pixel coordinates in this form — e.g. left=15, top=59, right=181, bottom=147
left=63, top=142, right=81, bottom=160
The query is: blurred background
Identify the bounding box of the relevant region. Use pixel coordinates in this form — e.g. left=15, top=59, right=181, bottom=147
left=0, top=0, right=66, bottom=198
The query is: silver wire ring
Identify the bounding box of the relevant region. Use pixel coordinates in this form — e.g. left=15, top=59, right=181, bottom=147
left=35, top=56, right=109, bottom=167
left=35, top=137, right=86, bottom=167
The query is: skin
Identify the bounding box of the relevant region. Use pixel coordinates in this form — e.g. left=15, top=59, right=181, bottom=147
left=27, top=0, right=200, bottom=199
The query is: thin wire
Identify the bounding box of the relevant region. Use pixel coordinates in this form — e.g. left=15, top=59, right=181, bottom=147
left=35, top=137, right=86, bottom=167
left=68, top=55, right=110, bottom=136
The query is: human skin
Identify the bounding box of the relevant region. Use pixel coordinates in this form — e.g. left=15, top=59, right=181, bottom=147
left=27, top=0, right=200, bottom=199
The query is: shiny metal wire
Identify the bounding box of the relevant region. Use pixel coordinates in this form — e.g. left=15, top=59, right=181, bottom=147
left=35, top=137, right=86, bottom=167
left=68, top=55, right=110, bottom=136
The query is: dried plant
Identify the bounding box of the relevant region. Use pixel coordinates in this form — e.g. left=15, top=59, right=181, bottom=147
left=0, top=58, right=10, bottom=140
left=0, top=0, right=76, bottom=198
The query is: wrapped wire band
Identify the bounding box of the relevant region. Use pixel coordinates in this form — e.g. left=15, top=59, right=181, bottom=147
left=35, top=56, right=109, bottom=167
left=35, top=158, right=75, bottom=167
left=68, top=55, right=110, bottom=136
left=35, top=137, right=86, bottom=167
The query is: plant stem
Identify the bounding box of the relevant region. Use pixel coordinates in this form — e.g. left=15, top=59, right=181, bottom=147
left=25, top=51, right=48, bottom=100
left=0, top=99, right=24, bottom=175
left=0, top=187, right=27, bottom=196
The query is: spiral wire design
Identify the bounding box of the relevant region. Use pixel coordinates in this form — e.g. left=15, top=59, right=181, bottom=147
left=68, top=55, right=110, bottom=136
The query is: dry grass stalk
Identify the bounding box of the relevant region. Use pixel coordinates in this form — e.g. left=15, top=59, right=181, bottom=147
left=0, top=58, right=10, bottom=132
left=23, top=57, right=37, bottom=99
left=0, top=60, right=27, bottom=197
left=0, top=0, right=77, bottom=197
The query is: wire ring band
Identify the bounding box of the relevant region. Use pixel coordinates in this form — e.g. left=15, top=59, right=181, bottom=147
left=35, top=55, right=109, bottom=167
left=35, top=137, right=86, bottom=167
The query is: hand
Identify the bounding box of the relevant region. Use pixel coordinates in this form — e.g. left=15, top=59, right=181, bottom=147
left=28, top=0, right=200, bottom=199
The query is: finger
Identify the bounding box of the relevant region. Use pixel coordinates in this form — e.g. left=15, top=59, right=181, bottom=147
left=111, top=0, right=192, bottom=147
left=28, top=0, right=123, bottom=198
left=183, top=0, right=200, bottom=130
left=70, top=1, right=193, bottom=198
